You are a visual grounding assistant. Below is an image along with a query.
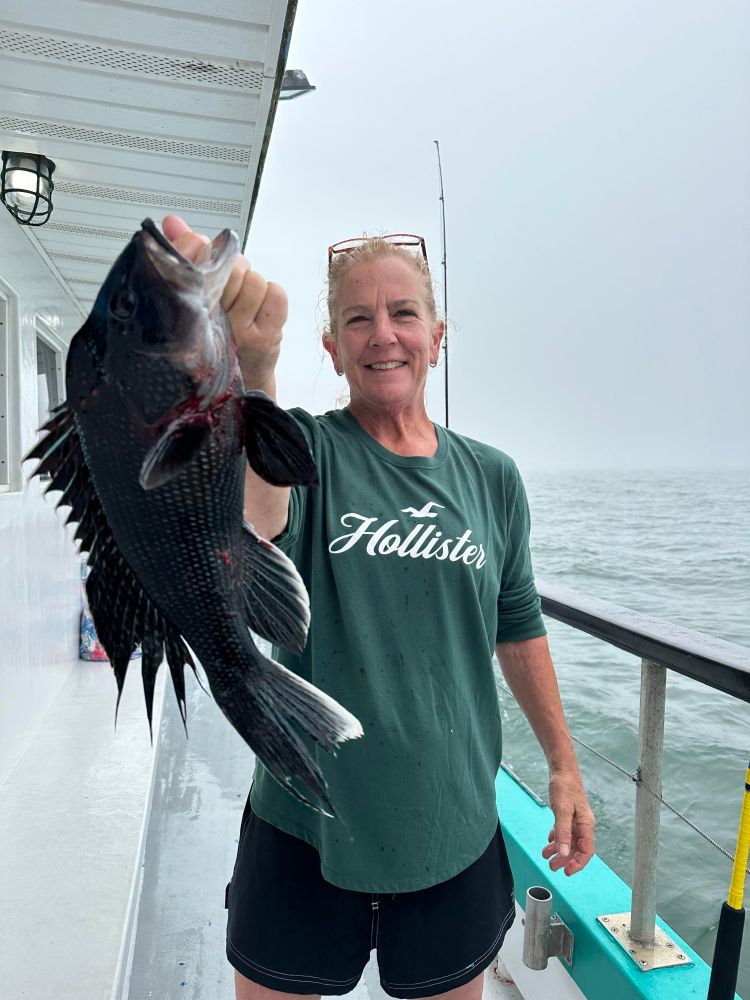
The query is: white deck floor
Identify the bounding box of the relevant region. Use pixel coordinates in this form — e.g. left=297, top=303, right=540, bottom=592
left=0, top=660, right=161, bottom=999
left=1, top=660, right=526, bottom=999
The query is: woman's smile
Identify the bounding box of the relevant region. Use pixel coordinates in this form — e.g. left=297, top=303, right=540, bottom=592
left=365, top=360, right=408, bottom=370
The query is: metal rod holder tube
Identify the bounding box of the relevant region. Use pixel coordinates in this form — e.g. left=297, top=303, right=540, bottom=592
left=631, top=658, right=667, bottom=944
left=523, top=886, right=553, bottom=970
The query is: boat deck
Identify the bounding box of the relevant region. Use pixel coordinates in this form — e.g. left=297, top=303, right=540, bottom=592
left=124, top=671, right=524, bottom=1000
left=0, top=657, right=523, bottom=999
left=0, top=660, right=157, bottom=998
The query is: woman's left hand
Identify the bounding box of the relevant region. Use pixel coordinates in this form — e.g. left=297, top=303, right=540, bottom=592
left=542, top=768, right=596, bottom=876
left=495, top=636, right=596, bottom=876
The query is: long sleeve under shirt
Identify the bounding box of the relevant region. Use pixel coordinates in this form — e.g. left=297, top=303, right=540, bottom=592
left=249, top=408, right=546, bottom=892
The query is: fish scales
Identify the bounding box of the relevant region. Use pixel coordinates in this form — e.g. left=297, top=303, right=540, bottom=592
left=76, top=362, right=244, bottom=629
left=26, top=219, right=363, bottom=816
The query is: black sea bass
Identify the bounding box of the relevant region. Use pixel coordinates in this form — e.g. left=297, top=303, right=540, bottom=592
left=27, top=219, right=362, bottom=814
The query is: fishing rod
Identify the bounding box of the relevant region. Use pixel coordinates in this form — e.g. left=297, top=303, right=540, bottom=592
left=707, top=757, right=750, bottom=1000
left=434, top=139, right=449, bottom=428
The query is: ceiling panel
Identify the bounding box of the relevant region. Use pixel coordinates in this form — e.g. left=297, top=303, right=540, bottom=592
left=2, top=1, right=273, bottom=63
left=0, top=0, right=295, bottom=319
left=0, top=62, right=260, bottom=120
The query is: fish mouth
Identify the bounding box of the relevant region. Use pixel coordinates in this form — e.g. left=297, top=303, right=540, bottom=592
left=133, top=219, right=240, bottom=401
left=139, top=218, right=239, bottom=297
left=140, top=218, right=193, bottom=266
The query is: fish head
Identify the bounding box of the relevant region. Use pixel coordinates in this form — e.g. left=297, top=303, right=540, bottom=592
left=113, top=218, right=238, bottom=362
left=74, top=219, right=240, bottom=413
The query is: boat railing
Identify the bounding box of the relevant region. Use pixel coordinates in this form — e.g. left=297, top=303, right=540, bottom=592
left=535, top=579, right=750, bottom=950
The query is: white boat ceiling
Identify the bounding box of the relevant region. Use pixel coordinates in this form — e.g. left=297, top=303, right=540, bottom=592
left=0, top=0, right=295, bottom=317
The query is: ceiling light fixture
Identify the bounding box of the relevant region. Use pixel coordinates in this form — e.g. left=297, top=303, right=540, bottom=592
left=279, top=69, right=316, bottom=101
left=1, top=151, right=56, bottom=226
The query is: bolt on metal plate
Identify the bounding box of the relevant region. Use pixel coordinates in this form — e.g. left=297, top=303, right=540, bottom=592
left=597, top=913, right=693, bottom=971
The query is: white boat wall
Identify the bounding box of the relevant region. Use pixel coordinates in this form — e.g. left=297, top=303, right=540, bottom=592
left=0, top=208, right=84, bottom=788
left=0, top=208, right=159, bottom=999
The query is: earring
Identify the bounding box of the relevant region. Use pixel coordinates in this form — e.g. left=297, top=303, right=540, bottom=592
left=429, top=360, right=438, bottom=368
left=335, top=369, right=343, bottom=376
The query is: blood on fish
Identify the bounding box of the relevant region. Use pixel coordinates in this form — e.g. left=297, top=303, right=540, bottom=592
left=215, top=549, right=232, bottom=567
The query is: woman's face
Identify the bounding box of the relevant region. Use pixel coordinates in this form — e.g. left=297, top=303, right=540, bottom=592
left=325, top=255, right=443, bottom=413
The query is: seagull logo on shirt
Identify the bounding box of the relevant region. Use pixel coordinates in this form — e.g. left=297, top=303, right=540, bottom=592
left=400, top=501, right=445, bottom=519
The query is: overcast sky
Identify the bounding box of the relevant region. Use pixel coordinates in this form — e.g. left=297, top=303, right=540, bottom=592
left=244, top=0, right=749, bottom=471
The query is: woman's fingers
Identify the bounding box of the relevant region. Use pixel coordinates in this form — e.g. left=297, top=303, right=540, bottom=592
left=160, top=217, right=268, bottom=328
left=161, top=214, right=210, bottom=264
left=159, top=217, right=286, bottom=385
left=545, top=772, right=596, bottom=876
left=221, top=254, right=253, bottom=314
left=230, top=276, right=287, bottom=384
left=553, top=808, right=572, bottom=861
left=162, top=214, right=191, bottom=242
left=230, top=278, right=288, bottom=346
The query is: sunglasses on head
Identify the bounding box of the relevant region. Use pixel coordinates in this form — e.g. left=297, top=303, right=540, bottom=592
left=327, top=233, right=428, bottom=266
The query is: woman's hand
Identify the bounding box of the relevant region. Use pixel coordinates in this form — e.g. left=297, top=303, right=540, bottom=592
left=161, top=215, right=287, bottom=392
left=542, top=767, right=596, bottom=876
left=496, top=636, right=596, bottom=876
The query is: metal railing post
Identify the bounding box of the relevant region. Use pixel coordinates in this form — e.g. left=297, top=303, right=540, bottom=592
left=533, top=581, right=750, bottom=970
left=631, top=657, right=667, bottom=944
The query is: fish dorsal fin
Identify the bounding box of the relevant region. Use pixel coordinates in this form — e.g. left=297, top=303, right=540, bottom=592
left=241, top=391, right=318, bottom=487
left=26, top=404, right=200, bottom=737
left=241, top=522, right=310, bottom=654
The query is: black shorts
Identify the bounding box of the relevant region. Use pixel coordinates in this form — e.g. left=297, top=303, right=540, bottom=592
left=225, top=804, right=516, bottom=998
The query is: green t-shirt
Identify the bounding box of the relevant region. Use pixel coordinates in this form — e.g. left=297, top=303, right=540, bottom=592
left=250, top=407, right=546, bottom=892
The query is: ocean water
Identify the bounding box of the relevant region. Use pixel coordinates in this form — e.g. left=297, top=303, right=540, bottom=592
left=495, top=468, right=750, bottom=994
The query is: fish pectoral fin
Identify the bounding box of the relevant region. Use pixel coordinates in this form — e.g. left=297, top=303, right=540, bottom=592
left=242, top=522, right=310, bottom=653
left=241, top=391, right=318, bottom=487
left=139, top=414, right=212, bottom=491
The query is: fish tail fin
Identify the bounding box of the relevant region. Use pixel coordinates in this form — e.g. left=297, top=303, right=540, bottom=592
left=258, top=655, right=363, bottom=755
left=222, top=652, right=363, bottom=816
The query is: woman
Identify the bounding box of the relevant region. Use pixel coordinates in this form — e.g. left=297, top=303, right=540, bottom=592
left=162, top=217, right=595, bottom=1000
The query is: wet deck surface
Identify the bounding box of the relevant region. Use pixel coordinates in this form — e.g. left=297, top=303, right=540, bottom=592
left=122, top=666, right=523, bottom=1000
left=122, top=664, right=521, bottom=1000
left=1, top=653, right=523, bottom=999
left=123, top=670, right=251, bottom=999
left=0, top=660, right=159, bottom=1000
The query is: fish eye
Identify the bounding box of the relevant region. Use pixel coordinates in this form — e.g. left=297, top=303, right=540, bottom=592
left=109, top=288, right=137, bottom=320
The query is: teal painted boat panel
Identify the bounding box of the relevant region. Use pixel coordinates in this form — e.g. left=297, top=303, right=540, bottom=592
left=496, top=768, right=742, bottom=1000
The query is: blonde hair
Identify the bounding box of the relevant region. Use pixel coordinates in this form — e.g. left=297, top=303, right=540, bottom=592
left=324, top=237, right=439, bottom=343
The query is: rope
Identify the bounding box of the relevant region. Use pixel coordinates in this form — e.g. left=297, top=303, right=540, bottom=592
left=569, top=733, right=636, bottom=782
left=571, top=732, right=750, bottom=877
